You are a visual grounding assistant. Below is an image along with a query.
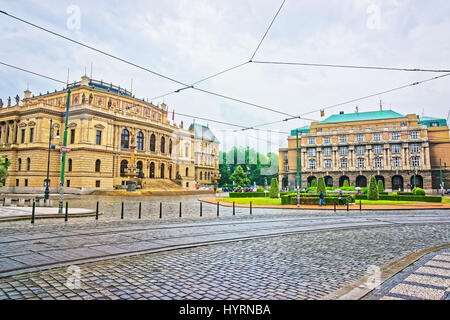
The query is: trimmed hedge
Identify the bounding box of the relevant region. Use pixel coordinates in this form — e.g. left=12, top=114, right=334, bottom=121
left=413, top=188, right=426, bottom=196
left=354, top=194, right=442, bottom=202
left=287, top=196, right=353, bottom=205
left=229, top=192, right=268, bottom=198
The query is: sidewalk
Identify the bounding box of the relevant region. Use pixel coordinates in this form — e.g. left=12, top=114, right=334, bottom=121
left=0, top=207, right=96, bottom=222
left=201, top=197, right=450, bottom=211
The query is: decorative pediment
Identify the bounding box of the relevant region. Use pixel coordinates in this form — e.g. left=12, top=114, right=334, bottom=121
left=28, top=121, right=36, bottom=127
left=94, top=124, right=105, bottom=129
left=52, top=123, right=60, bottom=129
left=68, top=122, right=77, bottom=128
left=19, top=123, right=27, bottom=128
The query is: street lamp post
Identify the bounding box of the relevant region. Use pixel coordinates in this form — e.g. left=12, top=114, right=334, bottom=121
left=44, top=119, right=53, bottom=200
left=58, top=88, right=71, bottom=214
left=296, top=130, right=300, bottom=207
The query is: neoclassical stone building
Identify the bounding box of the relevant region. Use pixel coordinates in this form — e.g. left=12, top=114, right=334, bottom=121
left=279, top=110, right=450, bottom=192
left=0, top=76, right=219, bottom=193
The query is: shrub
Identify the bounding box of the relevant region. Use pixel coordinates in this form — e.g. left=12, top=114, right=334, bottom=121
left=281, top=195, right=290, bottom=205
left=413, top=187, right=426, bottom=196
left=269, top=178, right=279, bottom=198
left=343, top=179, right=350, bottom=187
left=377, top=180, right=384, bottom=193
left=368, top=176, right=379, bottom=200
left=256, top=187, right=265, bottom=192
left=361, top=187, right=368, bottom=194
left=310, top=179, right=317, bottom=188
left=317, top=177, right=326, bottom=195
left=229, top=192, right=267, bottom=198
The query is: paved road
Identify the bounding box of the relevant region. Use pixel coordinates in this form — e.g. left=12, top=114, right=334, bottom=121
left=0, top=210, right=449, bottom=277
left=0, top=223, right=448, bottom=300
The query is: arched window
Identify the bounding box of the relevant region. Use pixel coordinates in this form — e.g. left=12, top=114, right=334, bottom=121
left=95, top=159, right=101, bottom=172
left=200, top=172, right=203, bottom=180
left=121, top=129, right=129, bottom=149
left=26, top=158, right=31, bottom=171
left=18, top=158, right=21, bottom=171
left=136, top=131, right=144, bottom=151
left=68, top=158, right=72, bottom=172
left=185, top=167, right=189, bottom=177
left=137, top=161, right=143, bottom=177
left=160, top=163, right=165, bottom=178
left=185, top=143, right=189, bottom=157
left=208, top=172, right=211, bottom=180
left=149, top=162, right=155, bottom=178
left=169, top=165, right=172, bottom=179
left=120, top=160, right=128, bottom=177
left=150, top=134, right=156, bottom=152
left=161, top=136, right=165, bottom=153
left=169, top=139, right=172, bottom=155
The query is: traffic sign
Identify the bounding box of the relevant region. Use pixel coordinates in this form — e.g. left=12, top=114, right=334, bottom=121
left=61, top=146, right=71, bottom=153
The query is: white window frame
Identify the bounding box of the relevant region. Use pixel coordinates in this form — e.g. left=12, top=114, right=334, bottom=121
left=374, top=157, right=382, bottom=168
left=309, top=159, right=316, bottom=169
left=392, top=144, right=400, bottom=154
left=357, top=158, right=365, bottom=168
left=340, top=158, right=347, bottom=168
left=373, top=145, right=382, bottom=155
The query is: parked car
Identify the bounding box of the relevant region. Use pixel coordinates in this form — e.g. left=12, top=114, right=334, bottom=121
left=445, top=189, right=450, bottom=195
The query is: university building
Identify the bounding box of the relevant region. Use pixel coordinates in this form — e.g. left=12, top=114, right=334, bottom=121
left=0, top=75, right=219, bottom=193
left=279, top=109, right=450, bottom=192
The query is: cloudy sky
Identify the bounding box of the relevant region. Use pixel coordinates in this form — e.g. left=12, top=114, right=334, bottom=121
left=0, top=0, right=449, bottom=153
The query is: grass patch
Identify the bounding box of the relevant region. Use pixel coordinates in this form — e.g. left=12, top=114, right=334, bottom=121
left=442, top=197, right=450, bottom=203
left=219, top=197, right=281, bottom=205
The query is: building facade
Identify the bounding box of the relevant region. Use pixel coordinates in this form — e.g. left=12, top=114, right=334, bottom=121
left=279, top=110, right=450, bottom=192
left=0, top=76, right=219, bottom=193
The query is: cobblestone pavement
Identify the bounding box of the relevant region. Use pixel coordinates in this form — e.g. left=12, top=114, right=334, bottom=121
left=0, top=210, right=449, bottom=276
left=363, top=248, right=450, bottom=300
left=0, top=223, right=448, bottom=300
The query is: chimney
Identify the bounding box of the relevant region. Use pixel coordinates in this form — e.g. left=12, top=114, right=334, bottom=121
left=81, top=75, right=90, bottom=86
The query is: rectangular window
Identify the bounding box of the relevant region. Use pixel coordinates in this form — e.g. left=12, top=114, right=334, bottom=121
left=340, top=147, right=347, bottom=155
left=392, top=132, right=400, bottom=140
left=308, top=137, right=315, bottom=145
left=410, top=131, right=419, bottom=139
left=339, top=135, right=347, bottom=143
left=283, top=152, right=288, bottom=161
left=412, top=156, right=420, bottom=167
left=309, top=159, right=316, bottom=169
left=70, top=129, right=75, bottom=144
left=308, top=148, right=315, bottom=157
left=16, top=179, right=19, bottom=187
left=323, top=147, right=331, bottom=156
left=392, top=157, right=401, bottom=167
left=374, top=158, right=382, bottom=168
left=324, top=137, right=331, bottom=144
left=324, top=159, right=332, bottom=169
left=356, top=146, right=365, bottom=155
left=24, top=179, right=28, bottom=187
left=21, top=129, right=25, bottom=144
left=373, top=133, right=381, bottom=141
left=374, top=145, right=382, bottom=154
left=96, top=130, right=102, bottom=145
left=66, top=180, right=70, bottom=187
left=392, top=144, right=401, bottom=153
left=96, top=180, right=101, bottom=188
left=284, top=164, right=289, bottom=171
left=340, top=158, right=347, bottom=168
left=411, top=144, right=420, bottom=153
left=356, top=134, right=364, bottom=142
left=357, top=158, right=365, bottom=168
left=29, top=128, right=34, bottom=143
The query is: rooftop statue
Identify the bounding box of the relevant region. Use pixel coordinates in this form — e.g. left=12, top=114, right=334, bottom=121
left=0, top=98, right=3, bottom=108
left=15, top=94, right=20, bottom=105
left=7, top=96, right=11, bottom=107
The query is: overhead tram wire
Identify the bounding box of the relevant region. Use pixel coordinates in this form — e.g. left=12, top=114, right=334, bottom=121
left=0, top=60, right=290, bottom=135
left=0, top=10, right=298, bottom=119
left=238, top=72, right=450, bottom=131
left=251, top=60, right=450, bottom=73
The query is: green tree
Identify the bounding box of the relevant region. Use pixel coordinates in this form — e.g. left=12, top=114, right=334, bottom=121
left=269, top=178, right=279, bottom=198
left=0, top=155, right=10, bottom=187
left=343, top=179, right=350, bottom=187
left=229, top=165, right=250, bottom=186
left=368, top=176, right=379, bottom=200
left=317, top=177, right=326, bottom=195
left=377, top=179, right=384, bottom=193
left=310, top=179, right=317, bottom=188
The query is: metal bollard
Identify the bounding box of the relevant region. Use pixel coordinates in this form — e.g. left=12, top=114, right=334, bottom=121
left=65, top=201, right=68, bottom=222
left=200, top=202, right=202, bottom=217
left=179, top=202, right=182, bottom=218
left=121, top=201, right=124, bottom=219
left=95, top=201, right=99, bottom=220
left=159, top=202, right=162, bottom=219
left=138, top=202, right=142, bottom=219
left=250, top=201, right=252, bottom=215
left=233, top=202, right=235, bottom=216
left=347, top=198, right=349, bottom=211
left=31, top=200, right=35, bottom=224
left=360, top=199, right=362, bottom=211
left=217, top=202, right=219, bottom=217
left=334, top=199, right=336, bottom=212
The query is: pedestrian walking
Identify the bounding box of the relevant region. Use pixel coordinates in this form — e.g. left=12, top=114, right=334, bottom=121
left=319, top=191, right=326, bottom=206
left=338, top=190, right=343, bottom=205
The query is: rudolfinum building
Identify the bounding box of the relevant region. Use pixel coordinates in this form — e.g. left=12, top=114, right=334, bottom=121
left=279, top=109, right=450, bottom=193
left=0, top=75, right=219, bottom=193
